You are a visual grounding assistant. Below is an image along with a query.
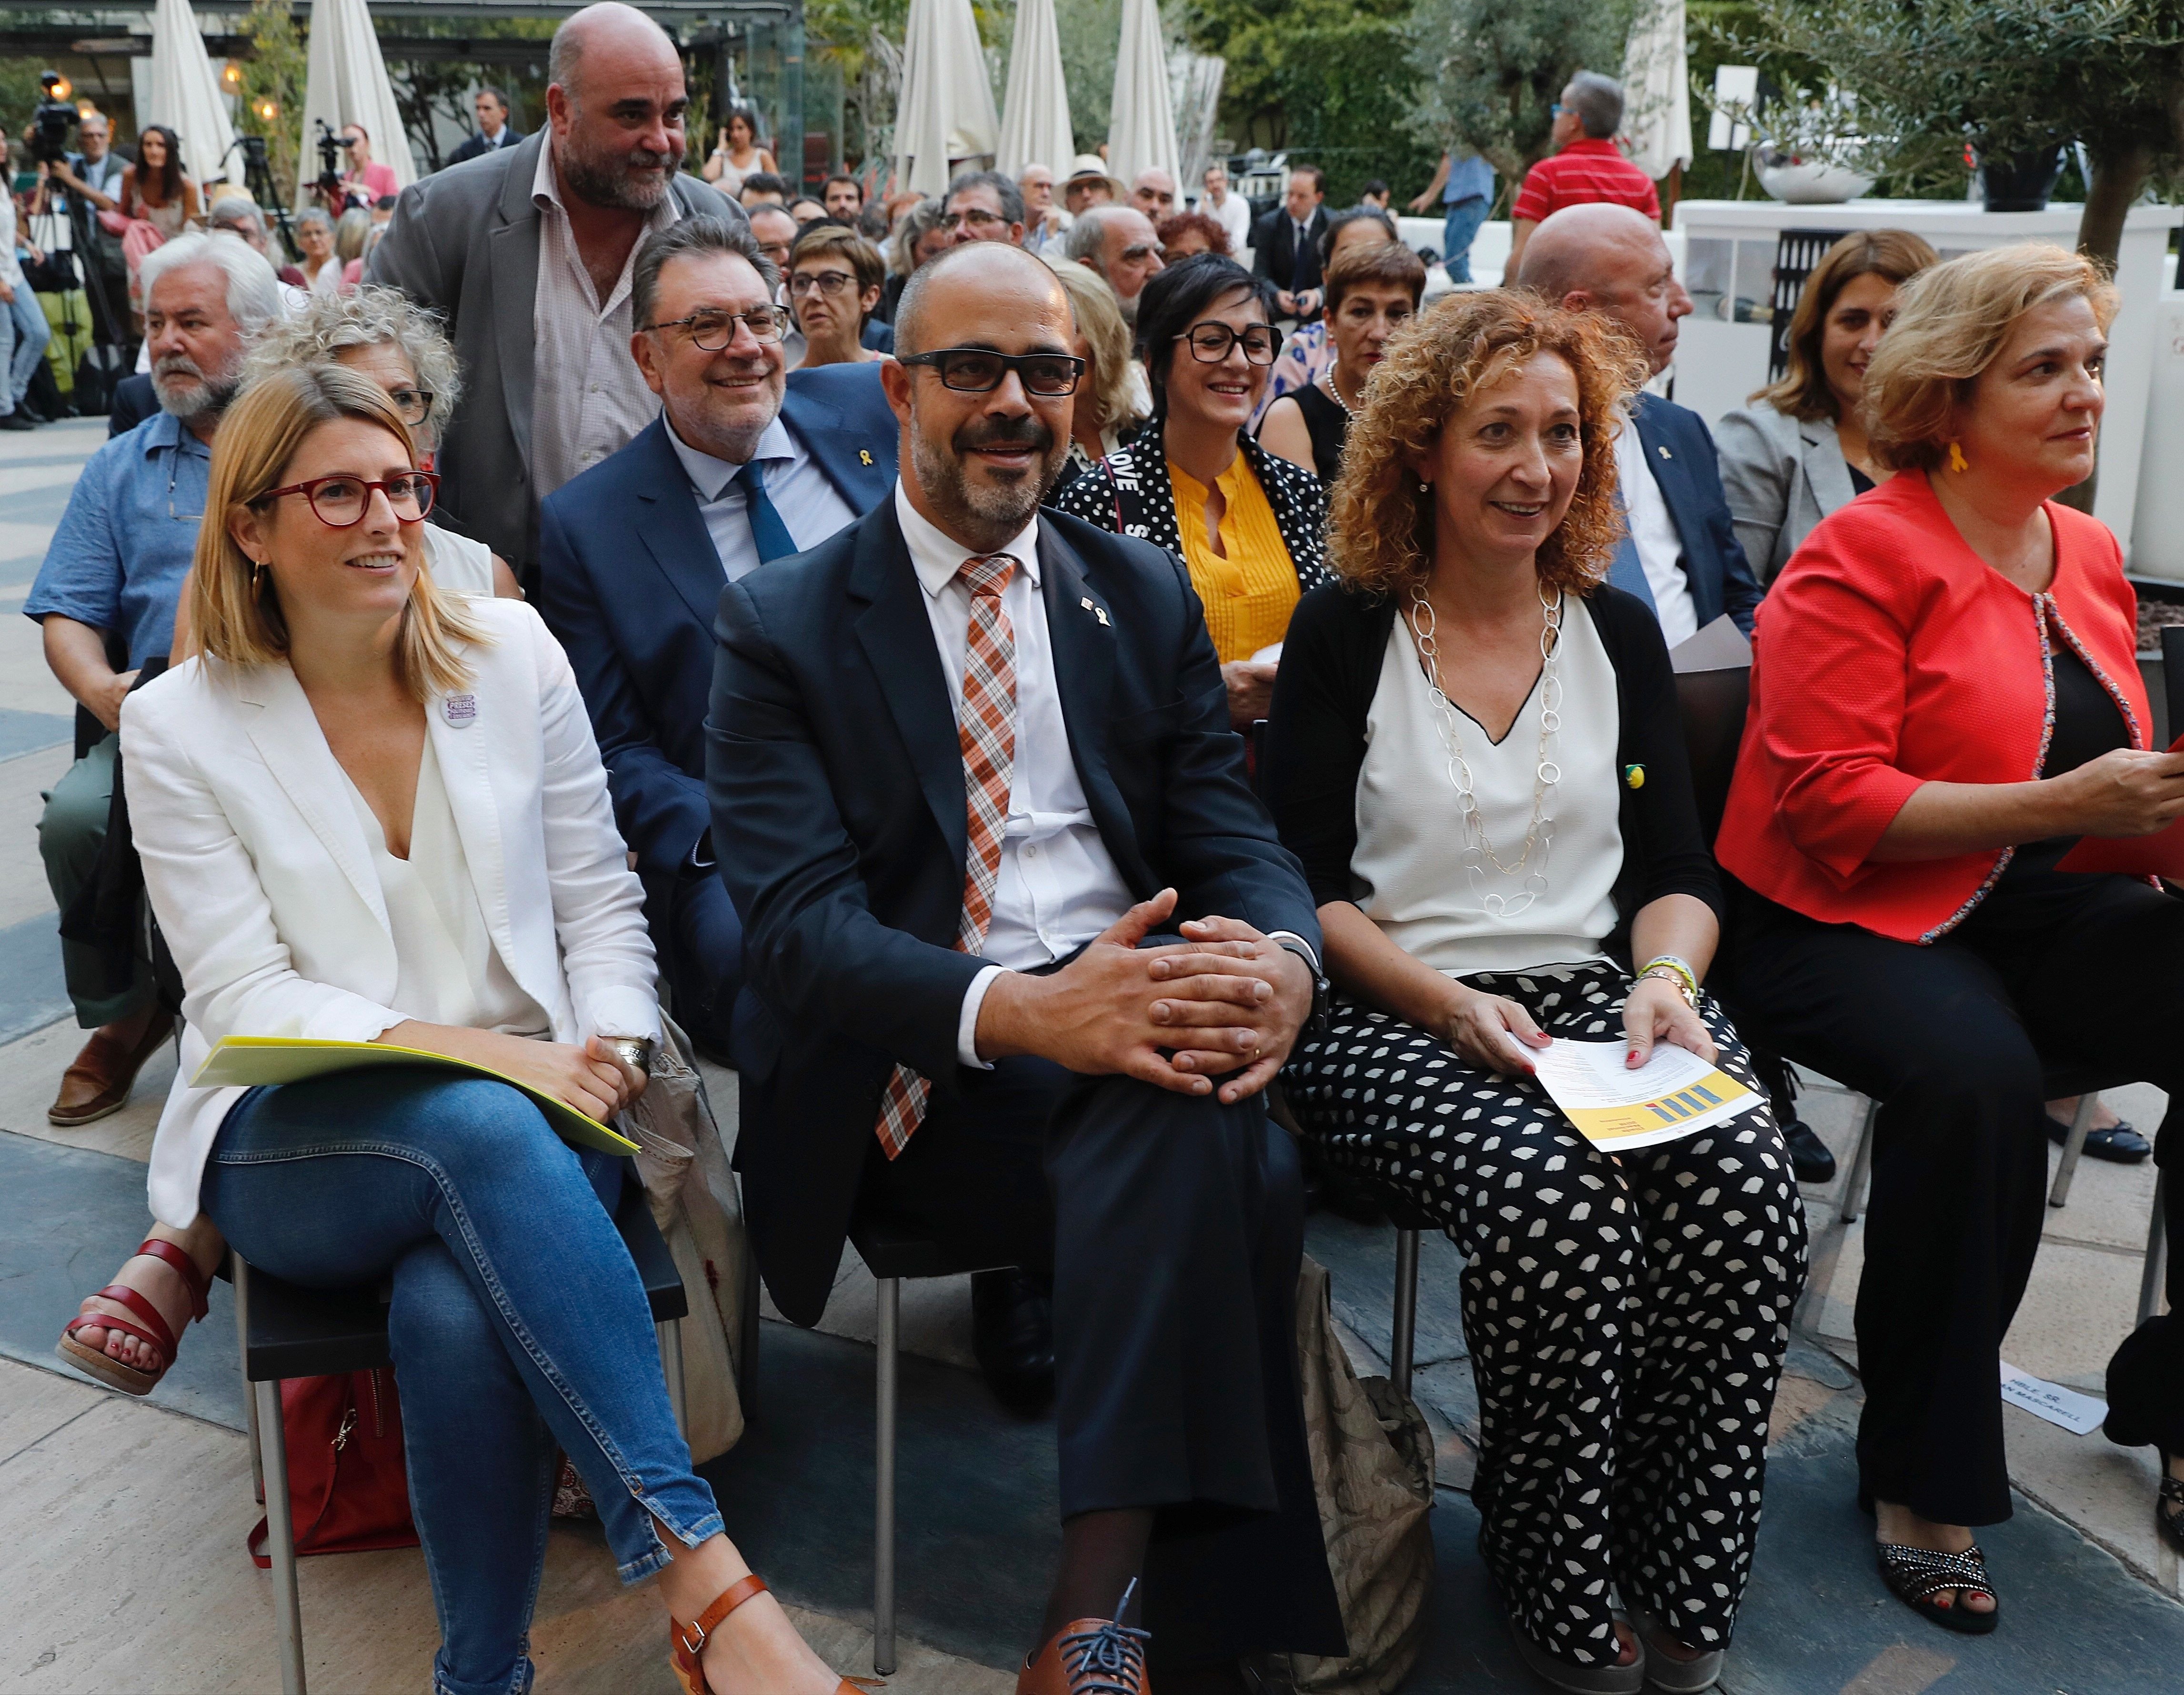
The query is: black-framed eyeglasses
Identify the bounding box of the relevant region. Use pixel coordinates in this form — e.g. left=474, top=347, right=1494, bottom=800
left=1180, top=323, right=1282, bottom=366
left=384, top=386, right=435, bottom=426
left=253, top=470, right=438, bottom=527
left=640, top=305, right=791, bottom=349
left=939, top=206, right=1007, bottom=232
left=788, top=269, right=862, bottom=297
left=898, top=348, right=1086, bottom=397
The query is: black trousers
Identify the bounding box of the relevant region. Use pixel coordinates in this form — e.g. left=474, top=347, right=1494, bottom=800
left=1729, top=874, right=2184, bottom=1526
left=859, top=1054, right=1347, bottom=1667
left=660, top=864, right=743, bottom=1062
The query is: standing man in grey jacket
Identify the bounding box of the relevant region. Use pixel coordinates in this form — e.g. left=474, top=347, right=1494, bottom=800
left=366, top=1, right=741, bottom=580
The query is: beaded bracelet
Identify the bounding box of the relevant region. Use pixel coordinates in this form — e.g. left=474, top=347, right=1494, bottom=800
left=1637, top=954, right=1700, bottom=1006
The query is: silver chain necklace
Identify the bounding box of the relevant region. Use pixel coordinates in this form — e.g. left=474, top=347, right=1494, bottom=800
left=1404, top=582, right=1564, bottom=918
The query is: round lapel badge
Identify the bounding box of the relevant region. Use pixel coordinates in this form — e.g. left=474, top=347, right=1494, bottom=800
left=444, top=693, right=479, bottom=727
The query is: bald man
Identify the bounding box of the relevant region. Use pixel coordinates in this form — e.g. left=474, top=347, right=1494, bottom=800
left=708, top=239, right=1343, bottom=1692
left=1517, top=202, right=1761, bottom=643
left=368, top=0, right=741, bottom=578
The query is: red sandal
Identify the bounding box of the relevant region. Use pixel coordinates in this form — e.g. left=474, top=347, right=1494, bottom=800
left=670, top=1573, right=881, bottom=1695
left=56, top=1237, right=210, bottom=1396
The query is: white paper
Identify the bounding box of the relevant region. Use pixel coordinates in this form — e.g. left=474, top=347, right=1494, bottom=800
left=1999, top=1360, right=2109, bottom=1436
left=1248, top=642, right=1283, bottom=666
left=1527, top=1038, right=1761, bottom=1152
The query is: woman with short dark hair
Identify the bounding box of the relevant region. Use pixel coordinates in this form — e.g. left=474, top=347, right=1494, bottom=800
left=1256, top=240, right=1426, bottom=485
left=785, top=222, right=885, bottom=370
left=1267, top=289, right=1801, bottom=1695
left=1047, top=254, right=1331, bottom=729
left=1719, top=241, right=2184, bottom=1629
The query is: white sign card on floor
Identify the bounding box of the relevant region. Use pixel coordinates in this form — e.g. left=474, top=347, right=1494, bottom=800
left=1526, top=1037, right=1762, bottom=1153
left=1998, top=1359, right=2109, bottom=1436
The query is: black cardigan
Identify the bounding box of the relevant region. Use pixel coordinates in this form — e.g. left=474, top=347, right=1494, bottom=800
left=1261, top=579, right=1722, bottom=965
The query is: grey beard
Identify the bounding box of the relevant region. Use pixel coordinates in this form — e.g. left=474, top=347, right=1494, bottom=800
left=154, top=359, right=240, bottom=423
left=908, top=428, right=1051, bottom=552
left=1115, top=288, right=1139, bottom=327
left=559, top=141, right=672, bottom=212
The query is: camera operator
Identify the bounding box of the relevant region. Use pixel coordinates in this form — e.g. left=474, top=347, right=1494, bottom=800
left=317, top=123, right=398, bottom=214
left=40, top=110, right=130, bottom=346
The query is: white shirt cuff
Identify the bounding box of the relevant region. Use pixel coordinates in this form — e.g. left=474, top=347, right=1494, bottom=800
left=957, top=964, right=1006, bottom=1069
left=1268, top=931, right=1320, bottom=974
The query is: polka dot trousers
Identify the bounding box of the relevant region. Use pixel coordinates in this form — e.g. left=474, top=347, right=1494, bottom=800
left=1283, top=961, right=1808, bottom=1666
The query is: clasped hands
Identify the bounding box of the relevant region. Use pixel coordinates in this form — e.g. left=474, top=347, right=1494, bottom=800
left=974, top=888, right=1314, bottom=1104
left=1441, top=976, right=1716, bottom=1079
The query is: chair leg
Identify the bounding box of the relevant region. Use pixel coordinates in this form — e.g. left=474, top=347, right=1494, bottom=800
left=658, top=1319, right=688, bottom=1441
left=736, top=1230, right=761, bottom=1426
left=256, top=1376, right=308, bottom=1695
left=1391, top=1229, right=1420, bottom=1402
left=1841, top=1097, right=1881, bottom=1225
left=874, top=1276, right=899, bottom=1680
left=2140, top=1172, right=2169, bottom=1328
left=232, top=1252, right=264, bottom=1505
left=2048, top=1091, right=2101, bottom=1209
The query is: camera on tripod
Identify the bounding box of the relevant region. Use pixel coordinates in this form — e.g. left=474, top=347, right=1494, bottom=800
left=28, top=71, right=80, bottom=166
left=312, top=119, right=359, bottom=206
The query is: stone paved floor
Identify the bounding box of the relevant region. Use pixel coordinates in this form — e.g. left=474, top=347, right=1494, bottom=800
left=4, top=415, right=2181, bottom=1692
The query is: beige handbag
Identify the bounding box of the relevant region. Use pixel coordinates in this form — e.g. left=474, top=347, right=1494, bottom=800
left=620, top=1018, right=751, bottom=1464
left=1262, top=1256, right=1436, bottom=1695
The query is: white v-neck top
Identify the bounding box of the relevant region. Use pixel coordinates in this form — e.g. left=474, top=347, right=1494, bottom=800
left=338, top=737, right=552, bottom=1037
left=1351, top=596, right=1624, bottom=976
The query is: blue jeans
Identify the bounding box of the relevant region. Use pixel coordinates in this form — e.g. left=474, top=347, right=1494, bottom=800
left=0, top=283, right=48, bottom=413
left=202, top=1069, right=723, bottom=1695
left=1441, top=196, right=1489, bottom=284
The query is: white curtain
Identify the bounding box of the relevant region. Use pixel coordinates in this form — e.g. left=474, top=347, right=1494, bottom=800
left=145, top=0, right=237, bottom=192
left=895, top=0, right=1001, bottom=197
left=1620, top=0, right=1693, bottom=183
left=996, top=0, right=1074, bottom=180
left=297, top=0, right=419, bottom=206
left=1106, top=0, right=1181, bottom=191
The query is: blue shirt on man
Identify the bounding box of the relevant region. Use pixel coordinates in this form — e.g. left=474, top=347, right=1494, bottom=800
left=1444, top=153, right=1494, bottom=205
left=26, top=410, right=209, bottom=667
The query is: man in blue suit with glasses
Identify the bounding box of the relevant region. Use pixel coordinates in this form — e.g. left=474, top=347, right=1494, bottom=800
left=539, top=216, right=896, bottom=1065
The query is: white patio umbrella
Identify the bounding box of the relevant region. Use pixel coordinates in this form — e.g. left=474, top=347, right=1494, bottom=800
left=1620, top=0, right=1693, bottom=184
left=297, top=0, right=419, bottom=206
left=895, top=0, right=1000, bottom=197
left=144, top=0, right=237, bottom=193
left=1107, top=0, right=1180, bottom=192
left=996, top=0, right=1074, bottom=181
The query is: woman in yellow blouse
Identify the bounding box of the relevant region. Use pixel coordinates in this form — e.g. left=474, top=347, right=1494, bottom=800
left=1048, top=255, right=1332, bottom=728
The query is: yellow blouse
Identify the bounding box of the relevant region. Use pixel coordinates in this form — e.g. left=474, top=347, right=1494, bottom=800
left=1167, top=455, right=1300, bottom=664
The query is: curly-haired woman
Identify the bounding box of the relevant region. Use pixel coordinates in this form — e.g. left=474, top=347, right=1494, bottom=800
left=1263, top=292, right=1804, bottom=1695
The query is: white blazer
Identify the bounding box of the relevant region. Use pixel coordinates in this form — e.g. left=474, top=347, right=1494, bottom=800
left=120, top=598, right=660, bottom=1227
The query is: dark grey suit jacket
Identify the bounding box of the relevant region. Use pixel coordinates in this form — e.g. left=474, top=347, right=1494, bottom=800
left=364, top=130, right=740, bottom=570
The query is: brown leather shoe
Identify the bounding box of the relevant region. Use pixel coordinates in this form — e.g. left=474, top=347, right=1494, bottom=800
left=49, top=1011, right=174, bottom=1127
left=1016, top=1615, right=1152, bottom=1695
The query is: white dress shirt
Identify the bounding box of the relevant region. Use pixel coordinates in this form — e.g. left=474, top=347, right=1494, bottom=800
left=1614, top=415, right=1700, bottom=648
left=894, top=485, right=1137, bottom=1065
left=665, top=411, right=857, bottom=580
left=529, top=141, right=681, bottom=501
left=1206, top=189, right=1252, bottom=256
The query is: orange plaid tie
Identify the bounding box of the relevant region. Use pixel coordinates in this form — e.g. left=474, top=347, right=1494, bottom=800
left=874, top=553, right=1019, bottom=1157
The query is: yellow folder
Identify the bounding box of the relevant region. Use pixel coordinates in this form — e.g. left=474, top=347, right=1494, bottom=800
left=190, top=1035, right=640, bottom=1156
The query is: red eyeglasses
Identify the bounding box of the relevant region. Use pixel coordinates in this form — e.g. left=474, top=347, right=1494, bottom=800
left=253, top=470, right=439, bottom=528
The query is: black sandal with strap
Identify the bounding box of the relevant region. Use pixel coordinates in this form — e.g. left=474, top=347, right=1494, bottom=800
left=1874, top=1542, right=2000, bottom=1635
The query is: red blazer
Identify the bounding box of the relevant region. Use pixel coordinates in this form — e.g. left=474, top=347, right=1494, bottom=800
left=1716, top=471, right=2147, bottom=943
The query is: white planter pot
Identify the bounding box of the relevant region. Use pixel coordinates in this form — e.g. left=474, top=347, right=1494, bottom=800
left=1755, top=156, right=1875, bottom=205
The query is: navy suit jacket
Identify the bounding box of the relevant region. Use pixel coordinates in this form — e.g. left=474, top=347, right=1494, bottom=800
left=537, top=362, right=897, bottom=898
left=1631, top=391, right=1763, bottom=636
left=707, top=500, right=1322, bottom=1322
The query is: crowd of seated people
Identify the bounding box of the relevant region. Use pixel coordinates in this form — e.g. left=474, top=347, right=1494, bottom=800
left=25, top=17, right=2182, bottom=1682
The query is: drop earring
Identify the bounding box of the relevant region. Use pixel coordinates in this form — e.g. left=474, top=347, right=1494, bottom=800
left=1946, top=441, right=1969, bottom=474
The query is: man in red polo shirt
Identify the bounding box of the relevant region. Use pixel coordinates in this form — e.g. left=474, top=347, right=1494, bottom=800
left=1506, top=70, right=1660, bottom=276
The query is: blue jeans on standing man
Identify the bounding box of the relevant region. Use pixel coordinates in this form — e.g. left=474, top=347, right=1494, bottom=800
left=0, top=282, right=50, bottom=415
left=1441, top=195, right=1490, bottom=285
left=201, top=1068, right=724, bottom=1695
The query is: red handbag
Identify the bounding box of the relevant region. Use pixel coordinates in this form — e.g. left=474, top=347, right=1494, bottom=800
left=247, top=1368, right=420, bottom=1567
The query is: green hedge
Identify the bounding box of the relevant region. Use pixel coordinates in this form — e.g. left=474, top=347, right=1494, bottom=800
left=1274, top=22, right=1443, bottom=207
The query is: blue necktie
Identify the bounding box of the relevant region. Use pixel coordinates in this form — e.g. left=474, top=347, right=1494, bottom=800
left=1605, top=491, right=1657, bottom=614
left=735, top=459, right=798, bottom=564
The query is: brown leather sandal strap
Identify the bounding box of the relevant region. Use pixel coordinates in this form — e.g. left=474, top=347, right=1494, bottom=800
left=133, top=1238, right=210, bottom=1323
left=77, top=1283, right=179, bottom=1357
left=675, top=1573, right=769, bottom=1656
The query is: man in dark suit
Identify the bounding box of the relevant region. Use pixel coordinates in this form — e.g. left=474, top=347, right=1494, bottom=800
left=446, top=86, right=524, bottom=166
left=539, top=216, right=894, bottom=1072
left=1250, top=163, right=1328, bottom=321
left=105, top=373, right=156, bottom=438
left=708, top=240, right=1343, bottom=1692
left=1517, top=201, right=1763, bottom=638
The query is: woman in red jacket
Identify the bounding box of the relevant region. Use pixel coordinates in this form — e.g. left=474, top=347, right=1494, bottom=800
left=1718, top=244, right=2184, bottom=1633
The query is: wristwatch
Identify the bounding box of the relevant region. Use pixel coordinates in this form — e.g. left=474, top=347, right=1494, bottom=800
left=1274, top=937, right=1332, bottom=1045
left=607, top=1037, right=654, bottom=1077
